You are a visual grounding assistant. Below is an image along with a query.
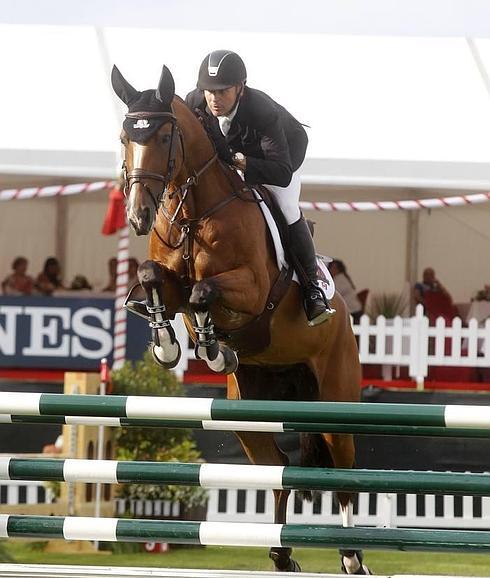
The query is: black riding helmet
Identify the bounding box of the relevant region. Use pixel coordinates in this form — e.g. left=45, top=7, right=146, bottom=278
left=197, top=50, right=247, bottom=90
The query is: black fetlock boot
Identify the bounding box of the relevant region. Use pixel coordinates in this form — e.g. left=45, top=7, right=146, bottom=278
left=288, top=216, right=336, bottom=326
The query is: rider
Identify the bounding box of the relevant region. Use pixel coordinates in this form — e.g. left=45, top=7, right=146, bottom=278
left=185, top=50, right=335, bottom=326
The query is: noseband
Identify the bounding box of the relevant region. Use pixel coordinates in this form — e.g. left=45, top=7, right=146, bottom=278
left=122, top=111, right=182, bottom=212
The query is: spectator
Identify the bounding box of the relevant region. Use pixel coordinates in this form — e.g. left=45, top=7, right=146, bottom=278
left=128, top=257, right=145, bottom=300
left=35, top=257, right=64, bottom=296
left=1, top=256, right=34, bottom=295
left=414, top=267, right=456, bottom=323
left=103, top=257, right=118, bottom=292
left=128, top=257, right=140, bottom=288
left=70, top=275, right=93, bottom=291
left=329, top=259, right=363, bottom=323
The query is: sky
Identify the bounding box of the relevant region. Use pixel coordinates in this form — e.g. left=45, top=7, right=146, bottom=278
left=2, top=1, right=490, bottom=179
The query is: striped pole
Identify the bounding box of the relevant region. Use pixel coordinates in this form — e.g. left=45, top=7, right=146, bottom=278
left=1, top=458, right=489, bottom=496
left=112, top=225, right=130, bottom=370
left=1, top=412, right=489, bottom=438
left=1, top=515, right=489, bottom=552
left=0, top=394, right=488, bottom=430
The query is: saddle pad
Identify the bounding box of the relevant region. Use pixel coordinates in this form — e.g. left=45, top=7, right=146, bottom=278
left=254, top=190, right=335, bottom=300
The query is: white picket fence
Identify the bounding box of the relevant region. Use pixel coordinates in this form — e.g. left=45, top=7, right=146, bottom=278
left=3, top=480, right=488, bottom=530
left=0, top=480, right=54, bottom=506
left=112, top=488, right=490, bottom=530
left=354, top=305, right=490, bottom=385
left=174, top=304, right=490, bottom=386
left=206, top=487, right=490, bottom=529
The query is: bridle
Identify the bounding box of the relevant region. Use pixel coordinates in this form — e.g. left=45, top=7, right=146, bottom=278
left=121, top=109, right=222, bottom=228
left=122, top=110, right=184, bottom=213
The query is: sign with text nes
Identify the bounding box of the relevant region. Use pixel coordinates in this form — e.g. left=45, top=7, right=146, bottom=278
left=0, top=296, right=149, bottom=369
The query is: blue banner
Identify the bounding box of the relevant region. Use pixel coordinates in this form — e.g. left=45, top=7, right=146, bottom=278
left=0, top=296, right=150, bottom=370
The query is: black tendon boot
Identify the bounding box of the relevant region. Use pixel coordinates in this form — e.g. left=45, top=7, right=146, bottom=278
left=288, top=216, right=336, bottom=326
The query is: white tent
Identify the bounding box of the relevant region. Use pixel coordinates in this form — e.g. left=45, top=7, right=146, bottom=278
left=1, top=0, right=490, bottom=302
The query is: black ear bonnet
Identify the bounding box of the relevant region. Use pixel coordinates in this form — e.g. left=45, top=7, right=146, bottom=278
left=112, top=65, right=176, bottom=144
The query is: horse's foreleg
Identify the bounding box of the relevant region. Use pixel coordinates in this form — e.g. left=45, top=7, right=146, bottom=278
left=137, top=260, right=181, bottom=369
left=226, top=374, right=301, bottom=572
left=189, top=280, right=238, bottom=374
left=231, top=428, right=301, bottom=573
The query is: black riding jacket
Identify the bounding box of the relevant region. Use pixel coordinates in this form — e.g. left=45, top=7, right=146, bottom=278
left=185, top=86, right=308, bottom=188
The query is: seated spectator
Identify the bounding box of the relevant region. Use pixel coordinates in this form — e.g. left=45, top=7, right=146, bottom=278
left=414, top=267, right=456, bottom=323
left=103, top=257, right=118, bottom=292
left=70, top=275, right=93, bottom=291
left=35, top=257, right=65, bottom=296
left=128, top=257, right=140, bottom=288
left=1, top=256, right=34, bottom=296
left=128, top=257, right=145, bottom=300
left=329, top=259, right=363, bottom=323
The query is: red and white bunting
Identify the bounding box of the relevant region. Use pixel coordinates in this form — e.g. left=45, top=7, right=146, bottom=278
left=2, top=180, right=490, bottom=211
left=0, top=181, right=113, bottom=201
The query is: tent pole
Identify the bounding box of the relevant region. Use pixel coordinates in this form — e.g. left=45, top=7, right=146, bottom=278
left=406, top=209, right=419, bottom=315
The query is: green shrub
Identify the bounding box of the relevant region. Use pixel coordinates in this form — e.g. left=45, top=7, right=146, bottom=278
left=111, top=351, right=207, bottom=512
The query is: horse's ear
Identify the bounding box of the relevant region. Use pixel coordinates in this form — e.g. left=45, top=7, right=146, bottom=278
left=156, top=65, right=175, bottom=105
left=111, top=65, right=138, bottom=105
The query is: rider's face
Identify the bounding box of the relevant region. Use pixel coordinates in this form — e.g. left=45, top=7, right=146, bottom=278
left=204, top=85, right=242, bottom=117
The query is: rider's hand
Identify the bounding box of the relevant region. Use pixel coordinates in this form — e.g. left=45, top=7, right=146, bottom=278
left=233, top=153, right=247, bottom=172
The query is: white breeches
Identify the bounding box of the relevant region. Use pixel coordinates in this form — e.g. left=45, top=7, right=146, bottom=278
left=266, top=165, right=302, bottom=225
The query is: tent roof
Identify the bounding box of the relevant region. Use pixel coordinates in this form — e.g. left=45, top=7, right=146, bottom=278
left=3, top=1, right=490, bottom=190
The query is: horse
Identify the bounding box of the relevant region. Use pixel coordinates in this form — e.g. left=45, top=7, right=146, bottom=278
left=111, top=64, right=370, bottom=575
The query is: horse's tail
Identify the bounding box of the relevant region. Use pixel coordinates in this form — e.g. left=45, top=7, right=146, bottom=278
left=298, top=432, right=333, bottom=501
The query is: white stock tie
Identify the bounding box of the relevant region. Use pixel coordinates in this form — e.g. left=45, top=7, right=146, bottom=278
left=218, top=116, right=232, bottom=136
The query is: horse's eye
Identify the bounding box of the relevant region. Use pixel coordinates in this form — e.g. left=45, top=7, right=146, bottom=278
left=161, top=134, right=171, bottom=144
left=120, top=136, right=129, bottom=146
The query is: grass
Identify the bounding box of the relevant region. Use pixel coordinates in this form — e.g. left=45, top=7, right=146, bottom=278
left=2, top=541, right=490, bottom=576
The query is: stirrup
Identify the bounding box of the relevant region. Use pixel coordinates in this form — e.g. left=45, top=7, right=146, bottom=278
left=125, top=299, right=149, bottom=320
left=124, top=283, right=149, bottom=320
left=307, top=307, right=336, bottom=327
left=305, top=284, right=336, bottom=326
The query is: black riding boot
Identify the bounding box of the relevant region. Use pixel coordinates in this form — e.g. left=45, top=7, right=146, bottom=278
left=289, top=216, right=336, bottom=326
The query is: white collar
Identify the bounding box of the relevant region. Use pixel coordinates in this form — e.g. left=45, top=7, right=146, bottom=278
left=218, top=101, right=239, bottom=123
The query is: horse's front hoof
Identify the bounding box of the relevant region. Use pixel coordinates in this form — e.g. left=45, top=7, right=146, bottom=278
left=218, top=347, right=239, bottom=375
left=269, top=549, right=301, bottom=573
left=340, top=551, right=372, bottom=575
left=150, top=340, right=181, bottom=369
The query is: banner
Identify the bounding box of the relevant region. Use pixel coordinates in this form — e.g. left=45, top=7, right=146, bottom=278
left=0, top=296, right=149, bottom=370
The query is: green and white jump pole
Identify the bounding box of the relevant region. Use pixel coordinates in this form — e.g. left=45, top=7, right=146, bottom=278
left=0, top=393, right=489, bottom=429
left=1, top=515, right=489, bottom=552
left=1, top=458, right=489, bottom=496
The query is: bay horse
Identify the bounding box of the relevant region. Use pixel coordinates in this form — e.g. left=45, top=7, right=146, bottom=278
left=112, top=64, right=370, bottom=574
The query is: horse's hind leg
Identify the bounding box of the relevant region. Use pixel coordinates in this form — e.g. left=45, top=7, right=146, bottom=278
left=137, top=260, right=181, bottom=368
left=321, top=433, right=371, bottom=575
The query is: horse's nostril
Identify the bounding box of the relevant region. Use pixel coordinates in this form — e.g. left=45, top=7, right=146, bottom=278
left=142, top=206, right=151, bottom=224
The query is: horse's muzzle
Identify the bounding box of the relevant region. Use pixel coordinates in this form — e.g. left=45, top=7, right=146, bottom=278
left=128, top=206, right=153, bottom=236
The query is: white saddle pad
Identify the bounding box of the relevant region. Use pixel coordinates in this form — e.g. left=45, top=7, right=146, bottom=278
left=255, top=191, right=335, bottom=300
